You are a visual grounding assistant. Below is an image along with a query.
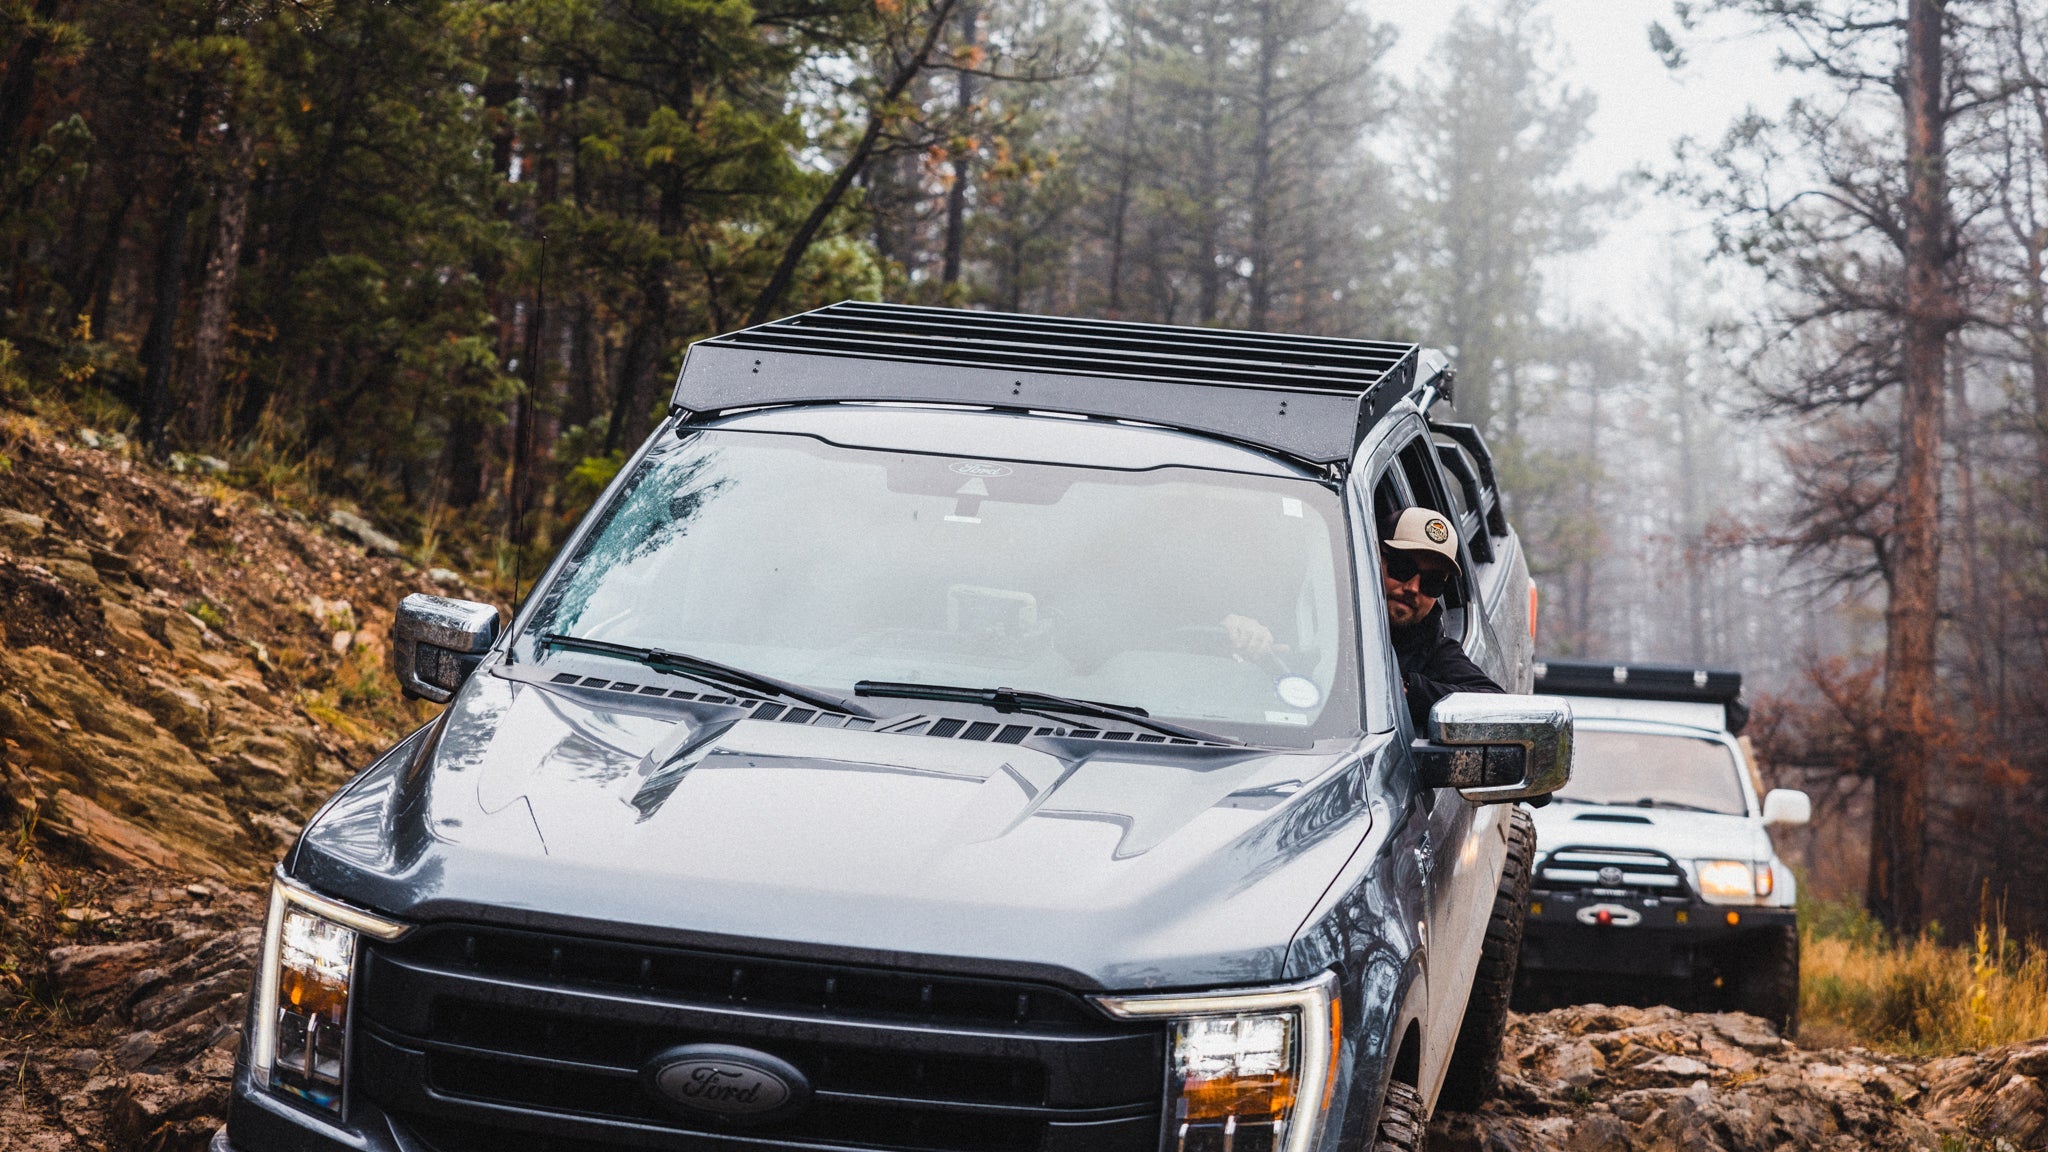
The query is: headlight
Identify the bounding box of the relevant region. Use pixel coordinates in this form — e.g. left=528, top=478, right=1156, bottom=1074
left=1694, top=859, right=1759, bottom=902
left=1094, top=972, right=1339, bottom=1152
left=251, top=871, right=409, bottom=1117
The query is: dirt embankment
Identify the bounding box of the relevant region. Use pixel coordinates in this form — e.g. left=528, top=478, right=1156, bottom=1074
left=0, top=420, right=482, bottom=1150
left=0, top=421, right=2043, bottom=1152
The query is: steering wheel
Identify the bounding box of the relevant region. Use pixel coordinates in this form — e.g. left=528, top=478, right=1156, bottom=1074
left=1152, top=625, right=1295, bottom=676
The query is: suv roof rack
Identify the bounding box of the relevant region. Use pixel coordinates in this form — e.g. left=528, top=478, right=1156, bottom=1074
left=1534, top=659, right=1748, bottom=734
left=671, top=301, right=1427, bottom=466
left=1534, top=659, right=1742, bottom=703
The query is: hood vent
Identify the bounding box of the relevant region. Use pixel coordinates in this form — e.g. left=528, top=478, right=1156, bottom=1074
left=546, top=672, right=1223, bottom=747
left=1574, top=812, right=1653, bottom=824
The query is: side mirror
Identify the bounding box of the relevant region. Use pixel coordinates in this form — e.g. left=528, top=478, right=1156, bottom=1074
left=1761, top=788, right=1811, bottom=828
left=392, top=594, right=501, bottom=703
left=1413, top=693, right=1573, bottom=804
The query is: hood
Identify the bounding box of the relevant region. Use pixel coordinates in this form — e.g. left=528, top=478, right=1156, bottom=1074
left=1530, top=803, right=1774, bottom=864
left=292, top=666, right=1383, bottom=992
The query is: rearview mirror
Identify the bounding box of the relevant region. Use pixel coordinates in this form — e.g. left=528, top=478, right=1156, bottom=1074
left=392, top=594, right=501, bottom=703
left=1761, top=788, right=1811, bottom=828
left=1413, top=693, right=1572, bottom=804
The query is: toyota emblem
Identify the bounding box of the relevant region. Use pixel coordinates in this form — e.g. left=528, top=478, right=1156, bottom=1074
left=1597, top=866, right=1624, bottom=885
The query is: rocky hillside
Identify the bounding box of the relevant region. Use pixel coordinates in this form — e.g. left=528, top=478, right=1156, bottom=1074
left=0, top=418, right=482, bottom=880
left=0, top=417, right=2042, bottom=1151
left=1432, top=1004, right=2047, bottom=1150
left=0, top=415, right=481, bottom=1150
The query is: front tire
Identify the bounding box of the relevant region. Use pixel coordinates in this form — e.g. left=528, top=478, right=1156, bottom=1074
left=1370, top=1080, right=1428, bottom=1152
left=1734, top=923, right=1800, bottom=1036
left=1434, top=806, right=1535, bottom=1111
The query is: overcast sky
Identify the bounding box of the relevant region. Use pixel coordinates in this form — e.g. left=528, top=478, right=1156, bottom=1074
left=1380, top=1, right=1814, bottom=319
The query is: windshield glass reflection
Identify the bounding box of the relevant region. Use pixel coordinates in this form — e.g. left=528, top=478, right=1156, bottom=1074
left=521, top=430, right=1357, bottom=739
left=1555, top=729, right=1747, bottom=815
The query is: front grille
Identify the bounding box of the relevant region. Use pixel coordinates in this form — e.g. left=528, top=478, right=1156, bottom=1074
left=1534, top=846, right=1692, bottom=898
left=354, top=925, right=1164, bottom=1152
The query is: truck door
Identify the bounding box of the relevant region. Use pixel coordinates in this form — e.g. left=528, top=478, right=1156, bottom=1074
left=1374, top=429, right=1507, bottom=1096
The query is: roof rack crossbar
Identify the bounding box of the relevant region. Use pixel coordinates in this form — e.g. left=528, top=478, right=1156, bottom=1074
left=672, top=302, right=1423, bottom=466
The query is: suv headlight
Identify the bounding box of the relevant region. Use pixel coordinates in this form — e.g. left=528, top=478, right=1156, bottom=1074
left=1095, top=971, right=1339, bottom=1152
left=250, top=871, right=409, bottom=1116
left=1694, top=859, right=1764, bottom=903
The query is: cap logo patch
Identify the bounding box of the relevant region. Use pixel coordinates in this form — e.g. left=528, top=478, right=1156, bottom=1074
left=1424, top=518, right=1449, bottom=544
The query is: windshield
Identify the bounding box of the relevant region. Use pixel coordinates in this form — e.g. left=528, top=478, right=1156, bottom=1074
left=520, top=428, right=1358, bottom=741
left=1556, top=729, right=1748, bottom=815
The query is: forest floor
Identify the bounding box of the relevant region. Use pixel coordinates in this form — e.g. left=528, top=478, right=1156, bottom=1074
left=0, top=414, right=2043, bottom=1151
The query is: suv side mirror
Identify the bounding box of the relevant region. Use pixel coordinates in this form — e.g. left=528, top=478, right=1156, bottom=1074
left=1413, top=693, right=1572, bottom=805
left=392, top=594, right=501, bottom=703
left=1761, top=788, right=1811, bottom=828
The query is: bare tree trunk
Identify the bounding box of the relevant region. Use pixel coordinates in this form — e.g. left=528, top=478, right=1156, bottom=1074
left=748, top=0, right=959, bottom=326
left=941, top=0, right=977, bottom=286
left=139, top=72, right=210, bottom=448
left=1104, top=8, right=1140, bottom=319
left=1674, top=371, right=1706, bottom=662
left=1246, top=0, right=1276, bottom=331
left=1193, top=0, right=1223, bottom=326
left=1868, top=0, right=1952, bottom=937
left=184, top=128, right=253, bottom=445
left=0, top=0, right=63, bottom=170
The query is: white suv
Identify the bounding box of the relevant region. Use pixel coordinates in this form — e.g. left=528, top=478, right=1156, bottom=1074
left=1515, top=660, right=1810, bottom=1033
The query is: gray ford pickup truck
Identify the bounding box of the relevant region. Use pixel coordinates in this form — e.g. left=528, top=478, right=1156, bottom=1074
left=216, top=303, right=1571, bottom=1152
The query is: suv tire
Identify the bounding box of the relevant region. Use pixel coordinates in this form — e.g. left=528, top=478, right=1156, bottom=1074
left=1735, top=923, right=1800, bottom=1037
left=1434, top=806, right=1535, bottom=1111
left=1370, top=1080, right=1428, bottom=1152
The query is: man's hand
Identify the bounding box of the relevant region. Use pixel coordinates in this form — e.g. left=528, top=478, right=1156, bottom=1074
left=1222, top=614, right=1283, bottom=660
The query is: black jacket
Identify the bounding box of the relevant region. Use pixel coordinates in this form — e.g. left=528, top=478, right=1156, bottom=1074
left=1391, top=606, right=1504, bottom=731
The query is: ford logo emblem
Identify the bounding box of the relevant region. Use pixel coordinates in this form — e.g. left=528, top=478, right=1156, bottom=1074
left=643, top=1043, right=811, bottom=1122
left=948, top=461, right=1013, bottom=478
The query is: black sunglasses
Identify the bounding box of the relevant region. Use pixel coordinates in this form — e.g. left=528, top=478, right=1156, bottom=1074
left=1383, top=551, right=1450, bottom=597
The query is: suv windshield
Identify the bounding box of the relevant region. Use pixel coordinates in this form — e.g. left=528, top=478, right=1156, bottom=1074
left=520, top=429, right=1358, bottom=741
left=1556, top=729, right=1748, bottom=815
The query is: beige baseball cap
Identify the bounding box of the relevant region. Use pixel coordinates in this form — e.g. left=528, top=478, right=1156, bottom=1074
left=1383, top=507, right=1462, bottom=576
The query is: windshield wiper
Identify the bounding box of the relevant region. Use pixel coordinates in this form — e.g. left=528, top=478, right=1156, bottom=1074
left=852, top=681, right=1244, bottom=746
left=540, top=634, right=878, bottom=718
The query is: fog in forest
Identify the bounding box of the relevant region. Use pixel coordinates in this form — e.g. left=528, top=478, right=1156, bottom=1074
left=1, top=0, right=2044, bottom=934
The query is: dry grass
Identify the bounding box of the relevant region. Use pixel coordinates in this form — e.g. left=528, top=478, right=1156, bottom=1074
left=1800, top=899, right=2048, bottom=1054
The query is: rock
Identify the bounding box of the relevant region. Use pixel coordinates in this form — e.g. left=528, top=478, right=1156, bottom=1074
left=44, top=558, right=100, bottom=589
left=48, top=942, right=167, bottom=1000
left=44, top=791, right=184, bottom=871
left=428, top=566, right=463, bottom=587
left=0, top=507, right=46, bottom=542
left=326, top=508, right=403, bottom=556
left=110, top=1071, right=224, bottom=1149
left=1637, top=1053, right=1714, bottom=1078
left=1536, top=1039, right=1605, bottom=1087
left=110, top=1032, right=161, bottom=1071
left=1978, top=1074, right=2047, bottom=1144
left=1564, top=1113, right=1631, bottom=1152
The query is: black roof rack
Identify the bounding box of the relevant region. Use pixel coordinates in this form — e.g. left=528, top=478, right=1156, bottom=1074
left=670, top=301, right=1425, bottom=465
left=1534, top=659, right=1749, bottom=734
